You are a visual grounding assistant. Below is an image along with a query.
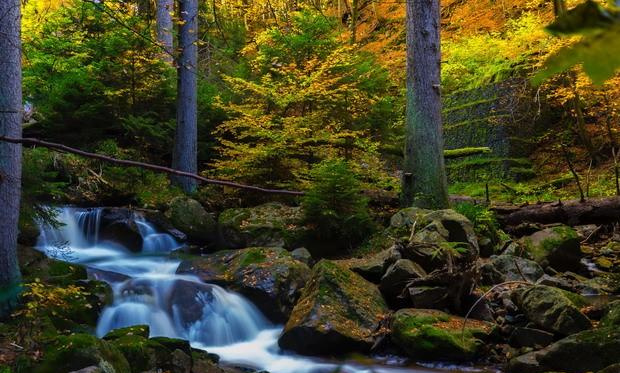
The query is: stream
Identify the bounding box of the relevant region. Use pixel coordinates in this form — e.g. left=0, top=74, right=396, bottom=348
left=36, top=207, right=498, bottom=373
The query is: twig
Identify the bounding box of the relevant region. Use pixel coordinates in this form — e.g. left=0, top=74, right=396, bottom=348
left=581, top=225, right=602, bottom=244
left=0, top=136, right=304, bottom=196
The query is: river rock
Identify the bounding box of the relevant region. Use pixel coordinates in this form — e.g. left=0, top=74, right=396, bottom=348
left=508, top=327, right=554, bottom=348
left=166, top=197, right=217, bottom=244
left=18, top=245, right=88, bottom=286
left=520, top=225, right=582, bottom=271
left=601, top=300, right=620, bottom=327
left=408, top=286, right=450, bottom=309
left=390, top=308, right=496, bottom=362
left=349, top=247, right=401, bottom=283
left=100, top=220, right=143, bottom=252
left=218, top=202, right=307, bottom=249
left=379, top=259, right=426, bottom=306
left=515, top=285, right=591, bottom=336
left=507, top=327, right=620, bottom=373
left=480, top=255, right=544, bottom=285
left=176, top=247, right=311, bottom=321
left=278, top=260, right=389, bottom=355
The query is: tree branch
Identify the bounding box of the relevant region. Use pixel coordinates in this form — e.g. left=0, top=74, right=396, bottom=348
left=0, top=136, right=305, bottom=196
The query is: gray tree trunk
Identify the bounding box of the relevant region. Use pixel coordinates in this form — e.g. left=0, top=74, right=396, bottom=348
left=0, top=0, right=23, bottom=287
left=156, top=0, right=174, bottom=63
left=402, top=0, right=449, bottom=209
left=172, top=0, right=198, bottom=193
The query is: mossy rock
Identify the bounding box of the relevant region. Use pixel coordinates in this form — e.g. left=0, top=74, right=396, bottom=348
left=218, top=202, right=307, bottom=249
left=103, top=325, right=150, bottom=341
left=600, top=300, right=620, bottom=328
left=515, top=285, right=591, bottom=336
left=48, top=280, right=112, bottom=332
left=166, top=197, right=217, bottom=243
left=18, top=246, right=87, bottom=286
left=390, top=308, right=496, bottom=362
left=348, top=247, right=402, bottom=283
left=278, top=260, right=389, bottom=355
left=177, top=247, right=311, bottom=322
left=35, top=333, right=130, bottom=373
left=521, top=226, right=582, bottom=272
left=480, top=255, right=544, bottom=285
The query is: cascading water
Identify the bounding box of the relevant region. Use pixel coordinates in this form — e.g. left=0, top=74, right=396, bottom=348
left=36, top=207, right=491, bottom=373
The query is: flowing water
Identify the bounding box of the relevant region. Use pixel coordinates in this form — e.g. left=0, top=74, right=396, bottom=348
left=36, top=207, right=497, bottom=373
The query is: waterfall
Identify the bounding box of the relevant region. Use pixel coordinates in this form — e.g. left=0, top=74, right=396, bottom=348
left=36, top=207, right=488, bottom=373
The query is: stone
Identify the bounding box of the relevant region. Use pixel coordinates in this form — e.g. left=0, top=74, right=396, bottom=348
left=177, top=247, right=311, bottom=322
left=218, top=202, right=307, bottom=249
left=379, top=259, right=426, bottom=306
left=515, top=285, right=591, bottom=336
left=600, top=300, right=620, bottom=328
left=520, top=225, right=582, bottom=271
left=390, top=308, right=496, bottom=362
left=166, top=197, right=217, bottom=244
left=278, top=260, right=389, bottom=355
left=408, top=286, right=450, bottom=310
left=349, top=247, right=401, bottom=283
left=508, top=327, right=554, bottom=348
left=99, top=220, right=143, bottom=252
left=290, top=247, right=313, bottom=266
left=480, top=255, right=544, bottom=285
left=599, top=364, right=620, bottom=373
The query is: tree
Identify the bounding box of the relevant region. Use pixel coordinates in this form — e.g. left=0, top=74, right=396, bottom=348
left=156, top=0, right=174, bottom=63
left=402, top=0, right=449, bottom=209
left=0, top=0, right=23, bottom=287
left=171, top=0, right=198, bottom=193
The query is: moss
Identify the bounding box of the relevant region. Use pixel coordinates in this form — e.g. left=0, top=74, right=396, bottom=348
left=442, top=97, right=499, bottom=114
left=103, top=325, right=150, bottom=341
left=237, top=247, right=269, bottom=266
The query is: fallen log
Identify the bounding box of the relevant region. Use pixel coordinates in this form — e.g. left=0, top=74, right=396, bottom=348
left=491, top=196, right=620, bottom=227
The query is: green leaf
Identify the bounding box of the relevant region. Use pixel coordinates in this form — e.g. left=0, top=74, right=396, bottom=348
left=546, top=0, right=617, bottom=35
left=533, top=23, right=620, bottom=85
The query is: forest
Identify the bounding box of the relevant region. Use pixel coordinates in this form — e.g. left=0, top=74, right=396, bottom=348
left=1, top=0, right=620, bottom=372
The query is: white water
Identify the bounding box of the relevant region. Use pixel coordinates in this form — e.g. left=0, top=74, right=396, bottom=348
left=36, top=207, right=491, bottom=373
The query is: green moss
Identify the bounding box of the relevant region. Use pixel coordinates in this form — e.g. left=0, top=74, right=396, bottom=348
left=442, top=97, right=499, bottom=114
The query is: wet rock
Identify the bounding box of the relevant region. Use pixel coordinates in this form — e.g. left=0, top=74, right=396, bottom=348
left=379, top=259, right=426, bottom=306
left=349, top=247, right=401, bottom=283
left=18, top=245, right=87, bottom=286
left=103, top=325, right=151, bottom=340
left=600, top=300, right=620, bottom=328
left=480, top=255, right=544, bottom=285
left=177, top=247, right=311, bottom=322
left=34, top=333, right=130, bottom=373
left=515, top=285, right=591, bottom=336
left=520, top=225, right=582, bottom=271
left=278, top=260, right=389, bottom=355
left=166, top=197, right=217, bottom=244
left=100, top=219, right=143, bottom=252
left=390, top=309, right=496, bottom=362
left=508, top=327, right=554, bottom=348
left=508, top=327, right=620, bottom=373
left=218, top=202, right=307, bottom=249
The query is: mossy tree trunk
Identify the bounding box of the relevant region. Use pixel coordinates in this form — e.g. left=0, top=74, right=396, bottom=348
left=0, top=0, right=23, bottom=287
left=402, top=0, right=449, bottom=209
left=172, top=0, right=198, bottom=194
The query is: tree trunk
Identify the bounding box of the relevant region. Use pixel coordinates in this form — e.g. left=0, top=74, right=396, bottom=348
left=350, top=0, right=358, bottom=44
left=402, top=0, right=449, bottom=209
left=172, top=0, right=198, bottom=194
left=0, top=0, right=23, bottom=287
left=156, top=0, right=174, bottom=63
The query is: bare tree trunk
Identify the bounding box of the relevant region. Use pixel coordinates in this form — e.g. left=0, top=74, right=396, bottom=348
left=350, top=0, right=358, bottom=44
left=156, top=0, right=174, bottom=63
left=402, top=0, right=449, bottom=209
left=172, top=0, right=198, bottom=193
left=0, top=0, right=23, bottom=287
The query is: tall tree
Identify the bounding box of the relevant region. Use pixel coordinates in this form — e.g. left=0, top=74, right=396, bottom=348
left=156, top=0, right=174, bottom=63
left=171, top=0, right=198, bottom=193
left=0, top=0, right=23, bottom=287
left=402, top=0, right=449, bottom=209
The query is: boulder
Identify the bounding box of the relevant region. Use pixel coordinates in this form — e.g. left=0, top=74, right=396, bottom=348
left=390, top=309, right=496, bottom=362
left=422, top=209, right=480, bottom=260
left=99, top=220, right=143, bottom=252
left=166, top=197, right=217, bottom=244
left=19, top=245, right=87, bottom=286
left=177, top=247, right=311, bottom=321
left=508, top=327, right=620, bottom=373
left=508, top=327, right=554, bottom=348
left=218, top=202, right=306, bottom=249
left=408, top=286, right=450, bottom=310
left=515, top=285, right=591, bottom=336
left=599, top=364, right=620, bottom=373
left=600, top=300, right=620, bottom=328
left=480, top=255, right=544, bottom=285
left=349, top=247, right=401, bottom=283
left=278, top=260, right=389, bottom=355
left=521, top=225, right=582, bottom=271
left=290, top=247, right=313, bottom=266
left=34, top=333, right=130, bottom=373
left=379, top=259, right=426, bottom=306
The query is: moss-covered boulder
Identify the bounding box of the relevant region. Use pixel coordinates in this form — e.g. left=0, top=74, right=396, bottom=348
left=480, top=255, right=544, bottom=285
left=35, top=333, right=130, bottom=373
left=390, top=309, right=496, bottom=362
left=507, top=327, right=620, bottom=373
left=218, top=202, right=307, bottom=249
left=166, top=197, right=217, bottom=243
left=515, top=285, right=591, bottom=336
left=521, top=226, right=582, bottom=271
left=278, top=260, right=389, bottom=355
left=176, top=247, right=311, bottom=321
left=19, top=245, right=87, bottom=286
left=601, top=300, right=620, bottom=328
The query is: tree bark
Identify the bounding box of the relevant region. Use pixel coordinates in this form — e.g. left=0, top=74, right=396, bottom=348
left=0, top=0, right=23, bottom=287
left=172, top=0, right=198, bottom=194
left=402, top=0, right=449, bottom=209
left=156, top=0, right=174, bottom=63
